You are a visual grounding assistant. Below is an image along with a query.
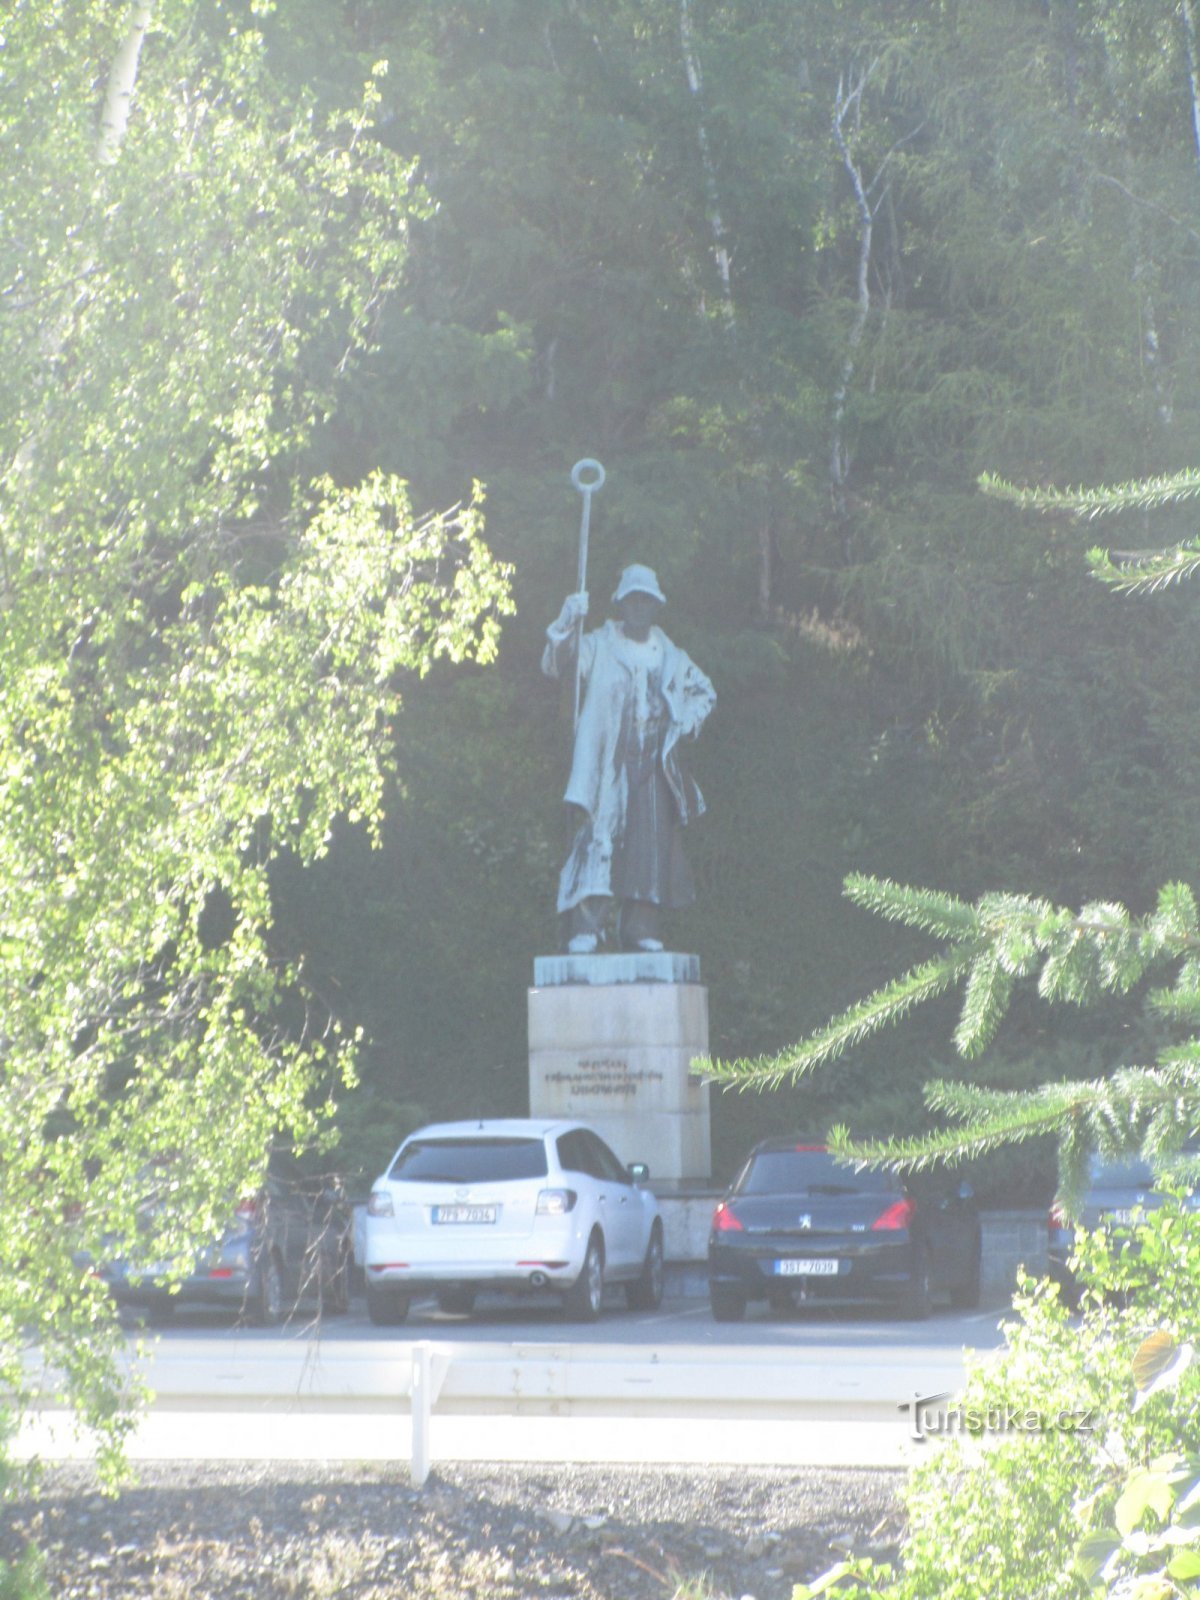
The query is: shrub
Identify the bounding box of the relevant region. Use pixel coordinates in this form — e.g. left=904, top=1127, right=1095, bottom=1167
left=796, top=1193, right=1200, bottom=1600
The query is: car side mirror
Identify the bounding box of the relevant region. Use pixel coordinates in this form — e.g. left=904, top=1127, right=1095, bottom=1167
left=628, top=1162, right=650, bottom=1183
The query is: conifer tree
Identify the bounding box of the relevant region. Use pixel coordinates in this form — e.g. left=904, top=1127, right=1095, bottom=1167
left=708, top=465, right=1200, bottom=1207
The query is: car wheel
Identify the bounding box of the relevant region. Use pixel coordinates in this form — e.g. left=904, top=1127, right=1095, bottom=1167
left=366, top=1282, right=411, bottom=1326
left=626, top=1225, right=664, bottom=1311
left=564, top=1233, right=605, bottom=1321
left=436, top=1285, right=477, bottom=1316
left=901, top=1245, right=932, bottom=1320
left=950, top=1233, right=982, bottom=1310
left=252, top=1251, right=286, bottom=1327
left=710, top=1285, right=747, bottom=1322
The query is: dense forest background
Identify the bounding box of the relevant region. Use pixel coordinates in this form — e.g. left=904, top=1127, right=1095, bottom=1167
left=255, top=0, right=1200, bottom=1201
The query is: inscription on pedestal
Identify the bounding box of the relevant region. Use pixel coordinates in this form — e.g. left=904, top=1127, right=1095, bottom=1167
left=543, top=1057, right=667, bottom=1100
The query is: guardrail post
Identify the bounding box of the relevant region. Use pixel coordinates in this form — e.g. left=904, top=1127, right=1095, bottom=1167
left=411, top=1341, right=433, bottom=1486
left=410, top=1342, right=452, bottom=1486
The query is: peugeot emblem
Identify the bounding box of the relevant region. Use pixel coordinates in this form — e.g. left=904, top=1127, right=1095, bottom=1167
left=798, top=1213, right=812, bottom=1230
left=455, top=1187, right=470, bottom=1201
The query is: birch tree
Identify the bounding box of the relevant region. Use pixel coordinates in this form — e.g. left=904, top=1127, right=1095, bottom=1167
left=0, top=0, right=511, bottom=1475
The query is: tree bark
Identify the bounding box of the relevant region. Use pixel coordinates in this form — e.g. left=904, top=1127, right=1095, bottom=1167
left=829, top=66, right=877, bottom=517
left=4, top=0, right=157, bottom=596
left=1182, top=0, right=1200, bottom=175
left=679, top=0, right=735, bottom=329
left=98, top=1, right=156, bottom=165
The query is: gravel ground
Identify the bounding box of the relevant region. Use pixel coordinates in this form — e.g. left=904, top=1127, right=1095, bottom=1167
left=0, top=1461, right=904, bottom=1599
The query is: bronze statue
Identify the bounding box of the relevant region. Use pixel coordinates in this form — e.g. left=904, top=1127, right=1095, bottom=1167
left=543, top=564, right=715, bottom=953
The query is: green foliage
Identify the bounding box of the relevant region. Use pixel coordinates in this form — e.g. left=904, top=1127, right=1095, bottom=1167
left=794, top=1195, right=1200, bottom=1600
left=15, top=0, right=1200, bottom=1478
left=0, top=1545, right=50, bottom=1600
left=228, top=0, right=1200, bottom=1207
left=712, top=873, right=1200, bottom=1206
left=980, top=469, right=1200, bottom=523
left=792, top=1556, right=895, bottom=1599
left=0, top=0, right=510, bottom=1469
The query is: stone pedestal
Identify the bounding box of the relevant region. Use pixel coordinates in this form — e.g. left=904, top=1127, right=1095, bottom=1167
left=528, top=953, right=712, bottom=1182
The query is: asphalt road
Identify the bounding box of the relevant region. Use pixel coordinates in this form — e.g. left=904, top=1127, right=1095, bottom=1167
left=135, top=1290, right=1011, bottom=1352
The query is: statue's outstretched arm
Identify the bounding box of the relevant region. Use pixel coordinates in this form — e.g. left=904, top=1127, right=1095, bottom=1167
left=542, top=591, right=589, bottom=679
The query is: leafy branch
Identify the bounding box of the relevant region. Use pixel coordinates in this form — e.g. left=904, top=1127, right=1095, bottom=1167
left=707, top=878, right=1200, bottom=1200
left=978, top=467, right=1200, bottom=520
left=980, top=466, right=1200, bottom=594
left=1085, top=542, right=1200, bottom=594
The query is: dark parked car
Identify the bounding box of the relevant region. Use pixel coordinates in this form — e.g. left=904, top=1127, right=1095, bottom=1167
left=97, top=1167, right=353, bottom=1325
left=706, top=1139, right=981, bottom=1321
left=1048, top=1150, right=1200, bottom=1305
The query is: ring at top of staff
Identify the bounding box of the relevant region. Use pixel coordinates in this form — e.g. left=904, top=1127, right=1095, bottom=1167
left=570, top=458, right=606, bottom=492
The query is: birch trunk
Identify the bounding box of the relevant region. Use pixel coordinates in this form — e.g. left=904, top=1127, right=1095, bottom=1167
left=679, top=0, right=735, bottom=328
left=829, top=68, right=876, bottom=518
left=4, top=0, right=157, bottom=596
left=1182, top=0, right=1200, bottom=174
left=12, top=5, right=154, bottom=439
left=680, top=0, right=775, bottom=614
left=98, top=1, right=156, bottom=164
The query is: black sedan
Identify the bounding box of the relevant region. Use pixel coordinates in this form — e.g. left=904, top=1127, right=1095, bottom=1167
left=706, top=1139, right=981, bottom=1321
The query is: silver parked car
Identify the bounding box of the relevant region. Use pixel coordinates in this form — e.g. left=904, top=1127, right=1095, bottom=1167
left=364, top=1118, right=663, bottom=1324
left=97, top=1164, right=353, bottom=1325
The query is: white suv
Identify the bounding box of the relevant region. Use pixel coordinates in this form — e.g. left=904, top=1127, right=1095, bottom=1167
left=364, top=1118, right=664, bottom=1324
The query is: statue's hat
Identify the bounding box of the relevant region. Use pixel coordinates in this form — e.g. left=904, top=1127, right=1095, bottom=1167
left=612, top=563, right=666, bottom=604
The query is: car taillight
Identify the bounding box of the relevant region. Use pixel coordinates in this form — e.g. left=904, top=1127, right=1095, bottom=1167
left=536, top=1189, right=577, bottom=1215
left=871, top=1198, right=916, bottom=1231
left=234, top=1197, right=260, bottom=1223
left=367, top=1191, right=394, bottom=1218
left=712, top=1201, right=744, bottom=1232
left=1048, top=1202, right=1068, bottom=1230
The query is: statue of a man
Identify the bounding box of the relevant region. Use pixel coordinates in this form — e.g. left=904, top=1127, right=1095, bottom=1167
left=543, top=563, right=716, bottom=954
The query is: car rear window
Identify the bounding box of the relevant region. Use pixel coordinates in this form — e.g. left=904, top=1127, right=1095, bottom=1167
left=388, top=1137, right=549, bottom=1183
left=737, top=1149, right=897, bottom=1196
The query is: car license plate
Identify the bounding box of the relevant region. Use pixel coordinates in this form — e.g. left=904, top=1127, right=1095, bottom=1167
left=128, top=1262, right=175, bottom=1281
left=775, top=1258, right=839, bottom=1276
left=432, top=1205, right=497, bottom=1225
left=1108, top=1208, right=1137, bottom=1225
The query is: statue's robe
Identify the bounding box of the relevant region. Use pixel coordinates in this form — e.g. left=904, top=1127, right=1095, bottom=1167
left=543, top=617, right=715, bottom=913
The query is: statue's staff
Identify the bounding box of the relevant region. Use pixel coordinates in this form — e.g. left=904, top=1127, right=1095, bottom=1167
left=569, top=457, right=605, bottom=731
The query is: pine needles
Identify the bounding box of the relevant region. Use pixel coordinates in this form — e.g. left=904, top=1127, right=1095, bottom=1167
left=709, top=875, right=1200, bottom=1207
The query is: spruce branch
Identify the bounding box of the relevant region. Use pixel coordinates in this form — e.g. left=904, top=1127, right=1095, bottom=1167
left=826, top=1086, right=1088, bottom=1171
left=710, top=883, right=1191, bottom=1092
left=954, top=955, right=1013, bottom=1058
left=979, top=467, right=1200, bottom=521
left=1086, top=542, right=1200, bottom=594
left=1151, top=883, right=1200, bottom=948
left=696, top=945, right=983, bottom=1089
left=1147, top=974, right=1200, bottom=1026
left=831, top=1070, right=1200, bottom=1204
left=844, top=873, right=979, bottom=938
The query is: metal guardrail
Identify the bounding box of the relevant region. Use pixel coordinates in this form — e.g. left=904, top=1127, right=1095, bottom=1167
left=45, top=1338, right=970, bottom=1482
